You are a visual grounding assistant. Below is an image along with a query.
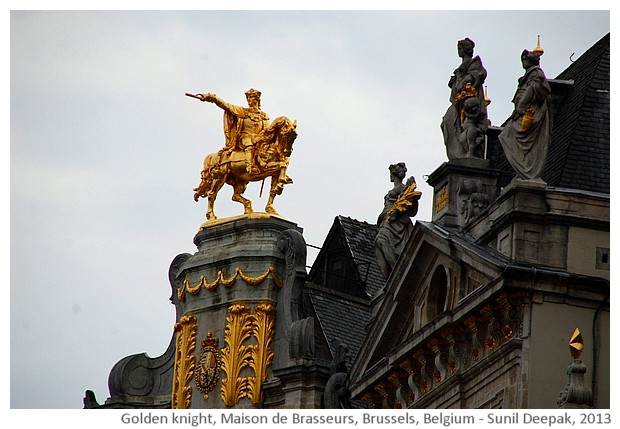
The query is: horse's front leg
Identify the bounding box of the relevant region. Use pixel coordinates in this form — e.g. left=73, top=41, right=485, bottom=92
left=206, top=195, right=217, bottom=220
left=231, top=180, right=253, bottom=214
left=206, top=176, right=225, bottom=220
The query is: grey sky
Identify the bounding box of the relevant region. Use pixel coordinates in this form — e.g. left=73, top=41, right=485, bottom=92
left=9, top=6, right=611, bottom=413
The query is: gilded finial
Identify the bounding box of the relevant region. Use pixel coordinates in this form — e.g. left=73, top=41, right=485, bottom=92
left=533, top=35, right=544, bottom=57
left=569, top=328, right=584, bottom=360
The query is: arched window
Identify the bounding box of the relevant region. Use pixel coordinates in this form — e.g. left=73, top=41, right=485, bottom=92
left=427, top=265, right=448, bottom=321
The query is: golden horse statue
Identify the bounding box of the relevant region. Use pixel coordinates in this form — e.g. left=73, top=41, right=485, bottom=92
left=192, top=113, right=298, bottom=221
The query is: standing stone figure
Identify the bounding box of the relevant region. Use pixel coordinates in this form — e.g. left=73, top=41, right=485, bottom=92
left=374, top=163, right=421, bottom=280
left=498, top=49, right=552, bottom=182
left=441, top=38, right=488, bottom=160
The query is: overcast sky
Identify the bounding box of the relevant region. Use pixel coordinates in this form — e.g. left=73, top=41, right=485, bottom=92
left=9, top=5, right=612, bottom=413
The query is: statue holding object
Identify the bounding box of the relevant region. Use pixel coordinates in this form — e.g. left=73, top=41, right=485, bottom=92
left=441, top=38, right=488, bottom=160
left=498, top=40, right=551, bottom=182
left=188, top=89, right=298, bottom=222
left=374, top=163, right=422, bottom=280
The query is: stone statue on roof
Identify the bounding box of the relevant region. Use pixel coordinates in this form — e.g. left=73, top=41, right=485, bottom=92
left=374, top=163, right=422, bottom=280
left=498, top=41, right=551, bottom=182
left=441, top=37, right=488, bottom=160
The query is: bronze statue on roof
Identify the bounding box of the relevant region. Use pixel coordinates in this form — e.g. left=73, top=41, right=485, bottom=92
left=187, top=89, right=298, bottom=224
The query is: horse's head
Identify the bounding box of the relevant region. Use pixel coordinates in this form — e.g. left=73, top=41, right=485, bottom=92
left=271, top=116, right=298, bottom=156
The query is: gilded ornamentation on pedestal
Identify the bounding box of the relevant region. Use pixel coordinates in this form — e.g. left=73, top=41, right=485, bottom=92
left=247, top=303, right=276, bottom=405
left=195, top=332, right=222, bottom=401
left=219, top=302, right=277, bottom=407
left=172, top=314, right=198, bottom=409
left=178, top=266, right=282, bottom=301
left=220, top=304, right=255, bottom=406
left=187, top=89, right=298, bottom=222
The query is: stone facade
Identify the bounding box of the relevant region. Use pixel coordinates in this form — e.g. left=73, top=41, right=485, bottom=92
left=85, top=33, right=609, bottom=411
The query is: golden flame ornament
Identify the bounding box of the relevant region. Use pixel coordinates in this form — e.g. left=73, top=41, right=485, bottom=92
left=569, top=328, right=584, bottom=359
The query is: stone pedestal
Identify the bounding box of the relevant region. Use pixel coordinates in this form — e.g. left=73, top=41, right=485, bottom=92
left=170, top=214, right=304, bottom=409
left=426, top=159, right=501, bottom=227
left=557, top=359, right=593, bottom=409
left=262, top=361, right=331, bottom=408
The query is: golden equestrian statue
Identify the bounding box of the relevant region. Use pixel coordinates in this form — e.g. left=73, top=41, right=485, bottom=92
left=187, top=89, right=298, bottom=222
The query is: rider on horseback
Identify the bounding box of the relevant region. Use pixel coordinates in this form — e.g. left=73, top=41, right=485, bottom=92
left=189, top=88, right=298, bottom=222
left=196, top=88, right=268, bottom=173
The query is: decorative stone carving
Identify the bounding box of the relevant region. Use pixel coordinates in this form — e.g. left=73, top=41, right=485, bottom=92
left=388, top=372, right=412, bottom=409
left=289, top=317, right=316, bottom=359
left=277, top=228, right=307, bottom=326
left=441, top=327, right=466, bottom=375
left=557, top=360, right=593, bottom=408
left=324, top=339, right=352, bottom=409
left=399, top=358, right=422, bottom=402
left=427, top=338, right=450, bottom=384
left=195, top=332, right=222, bottom=401
left=458, top=179, right=491, bottom=224
left=356, top=292, right=529, bottom=408
left=324, top=372, right=351, bottom=409
left=412, top=349, right=434, bottom=394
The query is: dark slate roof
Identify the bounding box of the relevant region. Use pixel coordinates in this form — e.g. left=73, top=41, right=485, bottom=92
left=336, top=216, right=384, bottom=299
left=544, top=33, right=610, bottom=194
left=308, top=287, right=373, bottom=368
left=303, top=216, right=383, bottom=368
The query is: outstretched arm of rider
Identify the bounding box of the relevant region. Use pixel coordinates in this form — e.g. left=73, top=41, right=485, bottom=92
left=196, top=93, right=238, bottom=113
